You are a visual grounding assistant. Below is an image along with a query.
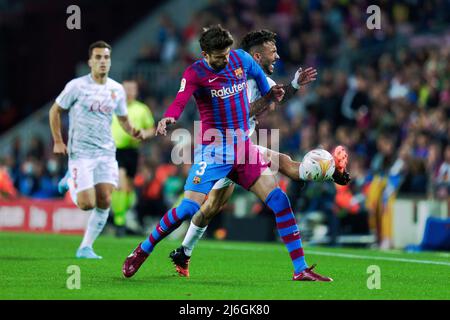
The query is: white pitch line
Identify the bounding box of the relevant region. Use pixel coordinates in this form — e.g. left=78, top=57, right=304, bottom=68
left=305, top=250, right=450, bottom=266
left=199, top=243, right=450, bottom=266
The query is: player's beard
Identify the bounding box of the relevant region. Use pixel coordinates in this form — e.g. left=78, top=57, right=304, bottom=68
left=211, top=61, right=228, bottom=71
left=262, top=59, right=275, bottom=75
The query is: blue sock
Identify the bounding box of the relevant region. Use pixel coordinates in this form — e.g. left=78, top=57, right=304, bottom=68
left=265, top=187, right=308, bottom=273
left=141, top=198, right=200, bottom=253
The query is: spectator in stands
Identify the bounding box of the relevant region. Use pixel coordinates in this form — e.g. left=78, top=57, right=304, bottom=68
left=26, top=136, right=45, bottom=160
left=435, top=144, right=450, bottom=201
left=32, top=156, right=61, bottom=199
left=17, top=157, right=42, bottom=197
left=297, top=180, right=338, bottom=246
left=134, top=162, right=177, bottom=231
left=0, top=158, right=17, bottom=199
left=334, top=156, right=370, bottom=236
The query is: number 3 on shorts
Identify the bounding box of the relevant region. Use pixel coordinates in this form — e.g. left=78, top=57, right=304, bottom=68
left=195, top=161, right=207, bottom=176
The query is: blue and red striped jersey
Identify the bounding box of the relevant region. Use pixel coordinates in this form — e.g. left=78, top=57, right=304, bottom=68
left=164, top=49, right=270, bottom=145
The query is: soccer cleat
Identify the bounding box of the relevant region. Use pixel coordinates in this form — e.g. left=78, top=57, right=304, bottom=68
left=332, top=169, right=351, bottom=185
left=292, top=264, right=333, bottom=282
left=122, top=243, right=149, bottom=278
left=169, top=246, right=191, bottom=277
left=58, top=171, right=70, bottom=194
left=76, top=247, right=102, bottom=259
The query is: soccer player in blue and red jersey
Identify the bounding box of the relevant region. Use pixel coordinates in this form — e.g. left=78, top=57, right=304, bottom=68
left=122, top=25, right=332, bottom=281
left=169, top=29, right=349, bottom=278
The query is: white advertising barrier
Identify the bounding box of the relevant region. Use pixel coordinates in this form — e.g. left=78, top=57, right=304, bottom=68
left=0, top=198, right=89, bottom=234
left=393, top=198, right=448, bottom=249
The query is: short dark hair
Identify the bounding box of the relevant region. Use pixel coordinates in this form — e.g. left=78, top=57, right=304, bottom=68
left=199, top=25, right=234, bottom=53
left=88, top=40, right=112, bottom=58
left=240, top=30, right=277, bottom=53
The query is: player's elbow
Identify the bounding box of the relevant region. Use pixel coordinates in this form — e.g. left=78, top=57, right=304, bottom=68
left=49, top=104, right=56, bottom=117
left=117, top=116, right=129, bottom=128
left=49, top=103, right=62, bottom=118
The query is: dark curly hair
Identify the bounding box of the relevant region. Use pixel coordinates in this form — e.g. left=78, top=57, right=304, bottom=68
left=240, top=29, right=277, bottom=53
left=199, top=25, right=234, bottom=53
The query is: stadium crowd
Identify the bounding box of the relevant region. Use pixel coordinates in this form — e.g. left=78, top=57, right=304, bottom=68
left=1, top=0, right=449, bottom=246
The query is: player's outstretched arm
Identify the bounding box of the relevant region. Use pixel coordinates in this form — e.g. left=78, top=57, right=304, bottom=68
left=281, top=67, right=318, bottom=101
left=249, top=97, right=275, bottom=117
left=143, top=127, right=156, bottom=138
left=117, top=115, right=148, bottom=140
left=161, top=67, right=199, bottom=129
left=49, top=102, right=67, bottom=155
left=249, top=84, right=285, bottom=117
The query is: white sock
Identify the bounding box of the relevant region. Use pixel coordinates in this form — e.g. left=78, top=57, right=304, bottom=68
left=298, top=161, right=307, bottom=180
left=67, top=177, right=78, bottom=206
left=182, top=221, right=207, bottom=257
left=79, top=207, right=110, bottom=249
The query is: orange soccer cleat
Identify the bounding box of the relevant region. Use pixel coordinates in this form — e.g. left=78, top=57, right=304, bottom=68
left=333, top=145, right=348, bottom=173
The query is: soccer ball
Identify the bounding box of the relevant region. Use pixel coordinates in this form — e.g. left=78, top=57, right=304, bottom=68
left=299, top=149, right=335, bottom=181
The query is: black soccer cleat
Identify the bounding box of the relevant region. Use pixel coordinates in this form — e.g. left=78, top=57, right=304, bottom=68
left=332, top=169, right=351, bottom=185
left=169, top=246, right=190, bottom=277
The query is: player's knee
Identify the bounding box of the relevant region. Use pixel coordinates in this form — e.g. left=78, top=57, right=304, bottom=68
left=210, top=203, right=223, bottom=217
left=78, top=200, right=95, bottom=211
left=283, top=153, right=293, bottom=163
left=202, top=199, right=221, bottom=219
left=96, top=193, right=112, bottom=209
left=177, top=198, right=201, bottom=220
left=265, top=187, right=289, bottom=206
left=117, top=184, right=127, bottom=192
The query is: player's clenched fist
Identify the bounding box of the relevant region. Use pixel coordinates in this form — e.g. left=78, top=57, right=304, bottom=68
left=268, top=84, right=285, bottom=102
left=156, top=117, right=176, bottom=136
left=53, top=141, right=67, bottom=155
left=130, top=128, right=145, bottom=141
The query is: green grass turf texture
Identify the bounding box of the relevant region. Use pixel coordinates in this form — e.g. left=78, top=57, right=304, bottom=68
left=0, top=232, right=449, bottom=300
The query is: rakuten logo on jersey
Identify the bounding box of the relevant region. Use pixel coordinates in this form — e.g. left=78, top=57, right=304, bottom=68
left=211, top=83, right=246, bottom=99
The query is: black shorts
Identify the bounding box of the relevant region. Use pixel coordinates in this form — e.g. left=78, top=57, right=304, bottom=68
left=116, top=148, right=139, bottom=178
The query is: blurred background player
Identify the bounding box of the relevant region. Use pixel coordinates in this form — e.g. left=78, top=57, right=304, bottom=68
left=169, top=29, right=349, bottom=277
left=50, top=41, right=149, bottom=259
left=122, top=25, right=333, bottom=281
left=111, top=79, right=155, bottom=237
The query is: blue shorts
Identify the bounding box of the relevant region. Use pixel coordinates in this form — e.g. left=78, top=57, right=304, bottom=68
left=184, top=162, right=233, bottom=194
left=184, top=141, right=269, bottom=194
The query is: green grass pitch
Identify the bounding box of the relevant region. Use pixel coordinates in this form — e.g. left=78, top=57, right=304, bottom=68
left=0, top=232, right=449, bottom=300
